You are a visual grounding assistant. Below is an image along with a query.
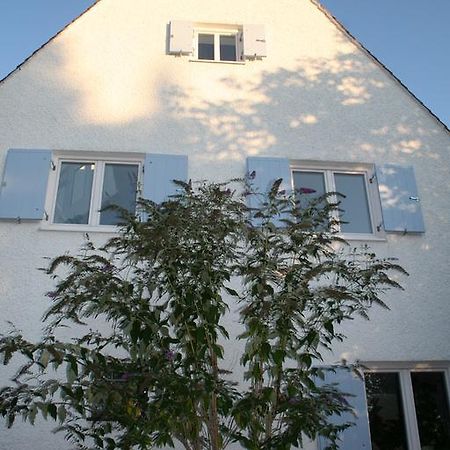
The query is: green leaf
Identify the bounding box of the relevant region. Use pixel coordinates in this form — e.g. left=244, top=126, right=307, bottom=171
left=212, top=343, right=224, bottom=359
left=48, top=403, right=57, bottom=420
left=300, top=353, right=312, bottom=368
left=224, top=287, right=239, bottom=297
left=260, top=342, right=271, bottom=359
left=94, top=435, right=104, bottom=448
left=57, top=405, right=66, bottom=424
left=105, top=438, right=116, bottom=449
left=130, top=321, right=140, bottom=342
left=3, top=350, right=12, bottom=365
left=66, top=363, right=77, bottom=384
left=36, top=402, right=48, bottom=420
left=272, top=349, right=285, bottom=365
left=306, top=330, right=319, bottom=347
left=324, top=321, right=334, bottom=335
left=28, top=405, right=38, bottom=425
left=6, top=414, right=15, bottom=428
left=60, top=385, right=74, bottom=399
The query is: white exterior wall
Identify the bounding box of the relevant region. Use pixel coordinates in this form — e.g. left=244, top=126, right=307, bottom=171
left=0, top=0, right=449, bottom=448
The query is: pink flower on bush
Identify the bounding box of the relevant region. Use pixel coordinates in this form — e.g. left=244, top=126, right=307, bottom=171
left=299, top=187, right=316, bottom=194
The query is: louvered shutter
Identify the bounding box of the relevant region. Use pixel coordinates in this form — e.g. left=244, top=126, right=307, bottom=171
left=0, top=149, right=52, bottom=220
left=169, top=21, right=193, bottom=54
left=376, top=164, right=425, bottom=233
left=318, top=367, right=372, bottom=450
left=243, top=24, right=267, bottom=59
left=142, top=153, right=188, bottom=204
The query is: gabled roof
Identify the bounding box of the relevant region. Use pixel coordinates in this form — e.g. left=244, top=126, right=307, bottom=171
left=0, top=0, right=448, bottom=134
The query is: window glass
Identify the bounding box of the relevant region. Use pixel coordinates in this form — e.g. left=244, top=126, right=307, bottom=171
left=220, top=35, right=236, bottom=61
left=334, top=173, right=372, bottom=233
left=365, top=372, right=409, bottom=450
left=292, top=171, right=326, bottom=209
left=198, top=34, right=214, bottom=60
left=100, top=164, right=138, bottom=226
left=411, top=371, right=450, bottom=449
left=54, top=162, right=94, bottom=224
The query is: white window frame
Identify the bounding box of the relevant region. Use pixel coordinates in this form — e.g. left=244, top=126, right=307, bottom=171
left=363, top=361, right=450, bottom=450
left=290, top=160, right=385, bottom=241
left=192, top=24, right=243, bottom=63
left=42, top=152, right=143, bottom=232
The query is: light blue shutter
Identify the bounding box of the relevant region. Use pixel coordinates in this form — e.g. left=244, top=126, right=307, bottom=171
left=246, top=156, right=291, bottom=202
left=246, top=157, right=292, bottom=226
left=169, top=21, right=193, bottom=54
left=318, top=367, right=372, bottom=450
left=142, top=153, right=188, bottom=203
left=376, top=164, right=425, bottom=233
left=243, top=24, right=267, bottom=59
left=0, top=149, right=52, bottom=220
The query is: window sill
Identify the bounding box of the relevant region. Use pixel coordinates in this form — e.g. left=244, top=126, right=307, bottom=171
left=338, top=232, right=387, bottom=242
left=189, top=58, right=246, bottom=65
left=39, top=223, right=121, bottom=233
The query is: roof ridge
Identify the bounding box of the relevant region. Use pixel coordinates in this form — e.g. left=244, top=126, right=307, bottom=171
left=0, top=0, right=102, bottom=86
left=310, top=0, right=450, bottom=135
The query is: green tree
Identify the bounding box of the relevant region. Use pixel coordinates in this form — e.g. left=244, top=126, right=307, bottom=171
left=0, top=179, right=405, bottom=450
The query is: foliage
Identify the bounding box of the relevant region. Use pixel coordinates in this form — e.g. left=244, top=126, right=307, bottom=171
left=0, top=179, right=406, bottom=450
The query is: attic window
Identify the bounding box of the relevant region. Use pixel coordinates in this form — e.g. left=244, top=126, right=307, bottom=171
left=198, top=33, right=237, bottom=61
left=196, top=28, right=240, bottom=62
left=168, top=21, right=266, bottom=61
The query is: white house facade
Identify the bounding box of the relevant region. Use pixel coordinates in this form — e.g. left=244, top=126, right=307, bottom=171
left=0, top=0, right=449, bottom=449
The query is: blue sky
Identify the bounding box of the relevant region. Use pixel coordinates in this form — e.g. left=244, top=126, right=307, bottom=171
left=0, top=0, right=449, bottom=126
left=0, top=0, right=94, bottom=77
left=320, top=0, right=450, bottom=127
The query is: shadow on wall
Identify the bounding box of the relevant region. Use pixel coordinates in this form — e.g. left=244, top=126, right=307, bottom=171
left=2, top=32, right=449, bottom=228
left=169, top=52, right=444, bottom=164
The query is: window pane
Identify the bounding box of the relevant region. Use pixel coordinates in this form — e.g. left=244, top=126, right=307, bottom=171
left=100, top=164, right=138, bottom=225
left=293, top=171, right=327, bottom=229
left=292, top=171, right=326, bottom=208
left=198, top=34, right=214, bottom=60
left=54, top=162, right=94, bottom=224
left=365, top=372, right=409, bottom=450
left=334, top=173, right=372, bottom=233
left=411, top=371, right=450, bottom=449
left=220, top=35, right=236, bottom=61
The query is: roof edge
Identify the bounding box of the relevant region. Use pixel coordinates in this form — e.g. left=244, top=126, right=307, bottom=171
left=311, top=0, right=450, bottom=135
left=0, top=0, right=101, bottom=86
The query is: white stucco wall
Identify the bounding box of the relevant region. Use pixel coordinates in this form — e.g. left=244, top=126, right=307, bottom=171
left=0, top=0, right=449, bottom=448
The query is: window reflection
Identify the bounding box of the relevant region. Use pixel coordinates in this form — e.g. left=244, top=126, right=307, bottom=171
left=365, top=372, right=409, bottom=450
left=411, top=372, right=450, bottom=450
left=54, top=162, right=94, bottom=224
left=198, top=34, right=214, bottom=60
left=220, top=35, right=236, bottom=61
left=293, top=171, right=326, bottom=209
left=334, top=173, right=372, bottom=233
left=100, top=164, right=138, bottom=225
